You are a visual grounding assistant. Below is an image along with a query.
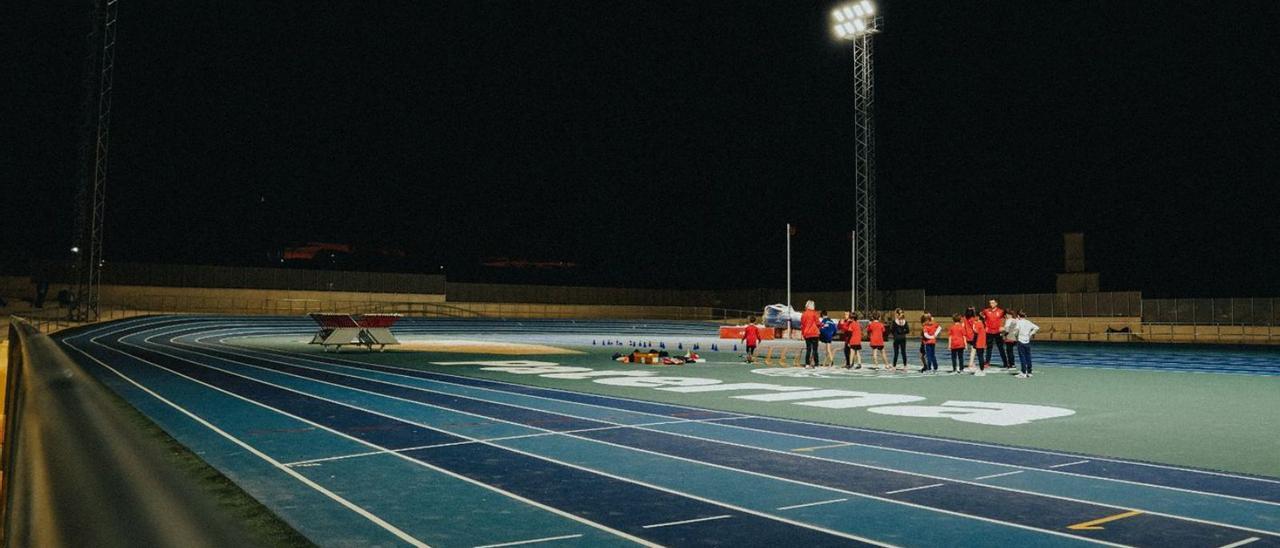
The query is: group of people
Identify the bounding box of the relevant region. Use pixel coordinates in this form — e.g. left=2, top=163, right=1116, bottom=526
left=919, top=300, right=1041, bottom=378
left=744, top=299, right=1041, bottom=379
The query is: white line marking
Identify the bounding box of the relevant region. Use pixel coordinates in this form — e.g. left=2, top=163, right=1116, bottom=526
left=1049, top=460, right=1091, bottom=469
left=89, top=320, right=1276, bottom=544
left=1218, top=537, right=1260, bottom=548
left=182, top=325, right=1280, bottom=537
left=641, top=515, right=732, bottom=529
left=175, top=326, right=1280, bottom=540
left=228, top=330, right=1280, bottom=490
left=86, top=325, right=657, bottom=548
left=60, top=338, right=432, bottom=548
left=884, top=483, right=946, bottom=495
left=282, top=418, right=714, bottom=467
left=473, top=533, right=585, bottom=548
left=974, top=471, right=1025, bottom=480
left=121, top=327, right=884, bottom=547
left=776, top=498, right=848, bottom=510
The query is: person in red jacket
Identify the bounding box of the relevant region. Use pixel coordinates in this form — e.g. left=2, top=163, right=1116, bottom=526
left=800, top=300, right=820, bottom=368
left=948, top=314, right=967, bottom=373
left=980, top=299, right=1009, bottom=368
left=969, top=314, right=988, bottom=375
left=867, top=312, right=887, bottom=370
left=837, top=312, right=855, bottom=366
left=742, top=315, right=762, bottom=364
left=844, top=312, right=863, bottom=369
left=963, top=307, right=979, bottom=371
left=920, top=313, right=941, bottom=373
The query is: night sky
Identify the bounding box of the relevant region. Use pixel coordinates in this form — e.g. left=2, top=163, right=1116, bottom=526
left=6, top=1, right=1279, bottom=297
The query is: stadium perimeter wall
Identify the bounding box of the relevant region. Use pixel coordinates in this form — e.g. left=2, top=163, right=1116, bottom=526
left=4, top=270, right=1276, bottom=343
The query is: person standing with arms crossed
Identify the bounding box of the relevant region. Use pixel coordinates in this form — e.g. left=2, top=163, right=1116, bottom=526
left=800, top=300, right=820, bottom=368
left=981, top=299, right=1009, bottom=368
left=890, top=309, right=910, bottom=371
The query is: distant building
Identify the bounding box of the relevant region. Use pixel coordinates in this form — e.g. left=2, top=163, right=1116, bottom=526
left=1056, top=232, right=1100, bottom=293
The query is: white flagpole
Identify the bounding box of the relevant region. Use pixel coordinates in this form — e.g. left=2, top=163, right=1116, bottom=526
left=852, top=230, right=858, bottom=315
left=786, top=223, right=792, bottom=313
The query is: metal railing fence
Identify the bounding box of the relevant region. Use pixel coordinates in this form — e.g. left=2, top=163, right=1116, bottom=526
left=3, top=317, right=253, bottom=546
left=924, top=292, right=1142, bottom=318
left=1142, top=298, right=1279, bottom=326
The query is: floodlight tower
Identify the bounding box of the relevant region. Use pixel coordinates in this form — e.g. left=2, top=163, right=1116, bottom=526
left=71, top=0, right=120, bottom=322
left=831, top=1, right=880, bottom=313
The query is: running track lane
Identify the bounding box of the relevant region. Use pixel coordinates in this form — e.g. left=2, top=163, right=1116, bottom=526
left=188, top=328, right=1280, bottom=536
left=227, top=329, right=1280, bottom=504
left=114, top=317, right=1280, bottom=505
left=136, top=326, right=1278, bottom=547
left=89, top=327, right=879, bottom=547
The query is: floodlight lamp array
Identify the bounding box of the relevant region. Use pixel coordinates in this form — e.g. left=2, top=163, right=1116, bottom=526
left=831, top=1, right=876, bottom=39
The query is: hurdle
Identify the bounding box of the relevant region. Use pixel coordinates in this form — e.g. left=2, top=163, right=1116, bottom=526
left=308, top=313, right=402, bottom=352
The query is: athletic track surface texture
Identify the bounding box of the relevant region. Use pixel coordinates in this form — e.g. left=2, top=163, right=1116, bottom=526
left=54, top=316, right=1280, bottom=547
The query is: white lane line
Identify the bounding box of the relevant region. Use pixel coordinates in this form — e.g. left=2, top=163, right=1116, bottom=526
left=776, top=498, right=848, bottom=511
left=884, top=483, right=946, bottom=495
left=60, top=338, right=432, bottom=548
left=473, top=533, right=585, bottom=548
left=282, top=418, right=717, bottom=467
left=641, top=515, right=732, bottom=529
left=283, top=441, right=476, bottom=467
left=184, top=327, right=1280, bottom=539
left=1049, top=460, right=1091, bottom=469
left=127, top=328, right=883, bottom=547
left=233, top=333, right=1280, bottom=492
left=1218, top=537, right=1260, bottom=548
left=974, top=471, right=1025, bottom=480
left=91, top=326, right=658, bottom=548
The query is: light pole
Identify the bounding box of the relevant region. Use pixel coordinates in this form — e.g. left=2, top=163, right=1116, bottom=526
left=831, top=1, right=880, bottom=314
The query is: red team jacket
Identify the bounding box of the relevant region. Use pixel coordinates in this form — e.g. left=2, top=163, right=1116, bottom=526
left=921, top=322, right=941, bottom=345
left=949, top=323, right=968, bottom=350
left=982, top=306, right=1005, bottom=335
left=744, top=324, right=761, bottom=347
left=846, top=322, right=863, bottom=347
left=867, top=320, right=885, bottom=347
left=969, top=318, right=987, bottom=348
left=801, top=309, right=820, bottom=338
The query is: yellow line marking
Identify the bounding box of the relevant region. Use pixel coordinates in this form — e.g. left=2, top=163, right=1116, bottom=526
left=792, top=442, right=854, bottom=452
left=1067, top=510, right=1143, bottom=531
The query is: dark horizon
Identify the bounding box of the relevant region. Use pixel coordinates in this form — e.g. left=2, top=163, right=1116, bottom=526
left=6, top=1, right=1279, bottom=298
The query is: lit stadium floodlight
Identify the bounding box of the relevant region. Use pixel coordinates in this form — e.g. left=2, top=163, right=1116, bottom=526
left=830, top=1, right=877, bottom=40
left=829, top=1, right=881, bottom=314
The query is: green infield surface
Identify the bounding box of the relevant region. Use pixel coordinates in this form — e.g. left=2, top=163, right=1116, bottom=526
left=234, top=330, right=1280, bottom=478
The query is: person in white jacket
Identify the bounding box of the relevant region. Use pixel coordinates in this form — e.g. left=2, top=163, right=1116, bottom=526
left=1013, top=311, right=1040, bottom=378
left=1002, top=315, right=1020, bottom=370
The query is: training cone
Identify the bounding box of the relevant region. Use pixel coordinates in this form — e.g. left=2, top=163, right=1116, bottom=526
left=659, top=342, right=666, bottom=349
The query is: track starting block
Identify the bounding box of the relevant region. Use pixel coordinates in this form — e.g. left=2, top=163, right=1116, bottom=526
left=309, top=313, right=402, bottom=352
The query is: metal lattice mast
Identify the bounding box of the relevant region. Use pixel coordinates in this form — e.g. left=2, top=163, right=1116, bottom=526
left=833, top=3, right=881, bottom=313
left=852, top=32, right=874, bottom=313
left=72, top=0, right=119, bottom=322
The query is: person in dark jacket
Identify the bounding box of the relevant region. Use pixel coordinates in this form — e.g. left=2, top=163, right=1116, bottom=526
left=890, top=308, right=911, bottom=371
